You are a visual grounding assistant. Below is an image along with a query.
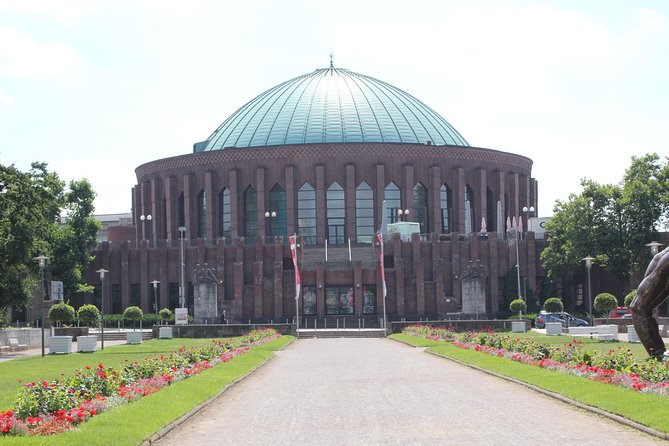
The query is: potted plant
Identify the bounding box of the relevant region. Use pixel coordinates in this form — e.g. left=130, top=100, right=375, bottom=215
left=594, top=292, right=618, bottom=325
left=158, top=308, right=174, bottom=338
left=509, top=299, right=527, bottom=332
left=48, top=302, right=76, bottom=353
left=123, top=306, right=144, bottom=344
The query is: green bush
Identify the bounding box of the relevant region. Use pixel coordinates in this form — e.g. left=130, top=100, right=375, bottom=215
left=159, top=307, right=173, bottom=323
left=48, top=302, right=76, bottom=326
left=509, top=299, right=526, bottom=314
left=123, top=306, right=143, bottom=330
left=594, top=292, right=618, bottom=320
left=543, top=297, right=564, bottom=313
left=77, top=304, right=100, bottom=326
left=624, top=290, right=636, bottom=308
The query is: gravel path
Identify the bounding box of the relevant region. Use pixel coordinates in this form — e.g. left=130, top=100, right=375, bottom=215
left=156, top=338, right=661, bottom=445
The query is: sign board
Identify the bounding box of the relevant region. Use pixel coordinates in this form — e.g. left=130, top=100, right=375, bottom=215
left=51, top=281, right=64, bottom=301
left=174, top=308, right=188, bottom=325
left=386, top=222, right=420, bottom=241
left=528, top=217, right=550, bottom=239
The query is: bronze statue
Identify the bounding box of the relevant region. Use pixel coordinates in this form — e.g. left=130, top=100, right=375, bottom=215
left=630, top=246, right=669, bottom=359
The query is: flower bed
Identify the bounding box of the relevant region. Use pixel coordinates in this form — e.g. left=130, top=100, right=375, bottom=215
left=402, top=324, right=456, bottom=342
left=450, top=330, right=669, bottom=396
left=0, top=328, right=279, bottom=436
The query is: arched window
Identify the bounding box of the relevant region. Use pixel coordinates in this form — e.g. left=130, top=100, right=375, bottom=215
left=244, top=187, right=258, bottom=241
left=327, top=182, right=345, bottom=244
left=440, top=185, right=452, bottom=233
left=268, top=184, right=287, bottom=237
left=297, top=183, right=316, bottom=245
left=385, top=182, right=400, bottom=225
left=197, top=190, right=207, bottom=238
left=356, top=182, right=374, bottom=243
left=413, top=182, right=427, bottom=233
left=486, top=188, right=495, bottom=232
left=219, top=188, right=231, bottom=238
left=465, top=185, right=475, bottom=233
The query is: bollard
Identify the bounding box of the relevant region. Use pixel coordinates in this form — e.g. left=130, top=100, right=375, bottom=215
left=358, top=319, right=361, bottom=331
left=343, top=318, right=346, bottom=329
left=337, top=319, right=339, bottom=330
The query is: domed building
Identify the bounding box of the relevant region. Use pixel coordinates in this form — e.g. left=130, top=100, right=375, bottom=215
left=88, top=65, right=542, bottom=325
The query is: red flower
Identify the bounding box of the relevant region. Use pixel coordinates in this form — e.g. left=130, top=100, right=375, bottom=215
left=86, top=365, right=91, bottom=370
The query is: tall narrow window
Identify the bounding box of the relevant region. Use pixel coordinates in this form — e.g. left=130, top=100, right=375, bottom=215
left=413, top=182, right=427, bottom=233
left=197, top=190, right=206, bottom=238
left=440, top=185, right=452, bottom=233
left=356, top=182, right=374, bottom=243
left=178, top=193, right=185, bottom=233
left=297, top=183, right=316, bottom=244
left=465, top=185, right=475, bottom=232
left=219, top=188, right=231, bottom=238
left=486, top=188, right=495, bottom=232
left=268, top=184, right=287, bottom=237
left=385, top=182, right=400, bottom=225
left=327, top=182, right=345, bottom=244
left=162, top=196, right=167, bottom=240
left=244, top=187, right=258, bottom=241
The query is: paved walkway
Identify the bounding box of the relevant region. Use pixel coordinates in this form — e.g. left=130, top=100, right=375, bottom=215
left=156, top=338, right=660, bottom=446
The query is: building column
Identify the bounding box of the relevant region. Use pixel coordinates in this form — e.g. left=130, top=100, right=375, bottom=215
left=455, top=167, right=465, bottom=233
left=229, top=170, right=239, bottom=239
left=354, top=261, right=363, bottom=315
left=430, top=166, right=441, bottom=235
left=478, top=168, right=487, bottom=233
left=205, top=171, right=216, bottom=241
left=403, top=164, right=414, bottom=221
left=345, top=164, right=356, bottom=242
left=183, top=173, right=194, bottom=239
left=165, top=176, right=176, bottom=241
left=414, top=236, right=425, bottom=315
left=285, top=166, right=296, bottom=236
left=315, top=165, right=325, bottom=244
left=375, top=164, right=385, bottom=233
left=256, top=167, right=266, bottom=239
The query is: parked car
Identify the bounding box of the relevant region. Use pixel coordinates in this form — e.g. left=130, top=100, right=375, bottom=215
left=608, top=307, right=632, bottom=319
left=535, top=312, right=588, bottom=328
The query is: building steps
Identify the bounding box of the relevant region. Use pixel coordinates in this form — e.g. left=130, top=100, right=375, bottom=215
left=297, top=329, right=386, bottom=339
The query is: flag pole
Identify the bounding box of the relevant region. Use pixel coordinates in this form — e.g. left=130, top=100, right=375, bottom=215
left=290, top=234, right=301, bottom=336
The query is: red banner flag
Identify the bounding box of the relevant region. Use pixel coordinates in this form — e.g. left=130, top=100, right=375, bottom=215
left=289, top=235, right=301, bottom=300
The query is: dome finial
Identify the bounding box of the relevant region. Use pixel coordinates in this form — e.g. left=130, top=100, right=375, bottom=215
left=329, top=52, right=334, bottom=68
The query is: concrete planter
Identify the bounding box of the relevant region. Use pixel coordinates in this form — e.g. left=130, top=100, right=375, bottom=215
left=49, top=336, right=72, bottom=354
left=545, top=322, right=563, bottom=336
left=76, top=335, right=98, bottom=352
left=511, top=321, right=526, bottom=333
left=627, top=325, right=640, bottom=343
left=126, top=331, right=143, bottom=344
left=158, top=326, right=174, bottom=339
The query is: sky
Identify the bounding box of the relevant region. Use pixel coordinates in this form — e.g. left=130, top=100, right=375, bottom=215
left=0, top=0, right=667, bottom=216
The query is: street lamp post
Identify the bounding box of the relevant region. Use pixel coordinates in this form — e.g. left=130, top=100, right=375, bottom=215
left=34, top=255, right=48, bottom=357
left=646, top=241, right=662, bottom=256
left=264, top=211, right=277, bottom=237
left=397, top=208, right=409, bottom=221
left=178, top=226, right=187, bottom=308
left=140, top=214, right=152, bottom=242
left=582, top=256, right=595, bottom=325
left=151, top=280, right=160, bottom=315
left=522, top=206, right=535, bottom=232
left=507, top=223, right=522, bottom=301
left=96, top=268, right=108, bottom=349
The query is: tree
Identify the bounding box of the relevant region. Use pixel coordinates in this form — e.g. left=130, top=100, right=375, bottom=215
left=159, top=308, right=173, bottom=324
left=77, top=304, right=100, bottom=327
left=48, top=302, right=76, bottom=327
left=541, top=154, right=669, bottom=285
left=543, top=297, right=564, bottom=313
left=594, top=292, right=618, bottom=324
left=624, top=290, right=636, bottom=308
left=123, top=306, right=143, bottom=330
left=509, top=299, right=526, bottom=317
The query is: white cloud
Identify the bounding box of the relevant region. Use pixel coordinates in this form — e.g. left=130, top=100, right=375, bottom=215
left=635, top=7, right=666, bottom=33
left=0, top=0, right=95, bottom=24
left=0, top=26, right=83, bottom=82
left=0, top=87, right=11, bottom=104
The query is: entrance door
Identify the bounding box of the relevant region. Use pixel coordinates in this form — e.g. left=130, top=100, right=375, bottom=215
left=325, top=287, right=354, bottom=315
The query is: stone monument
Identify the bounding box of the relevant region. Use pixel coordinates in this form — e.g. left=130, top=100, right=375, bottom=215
left=192, top=263, right=220, bottom=324
left=461, top=260, right=486, bottom=318
left=630, top=246, right=669, bottom=359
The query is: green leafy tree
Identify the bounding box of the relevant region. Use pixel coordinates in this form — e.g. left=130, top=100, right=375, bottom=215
left=543, top=297, right=564, bottom=313
left=48, top=302, right=76, bottom=326
left=541, top=154, right=669, bottom=285
left=594, top=293, right=618, bottom=324
left=123, top=306, right=143, bottom=330
left=624, top=290, right=636, bottom=308
left=77, top=304, right=100, bottom=327
left=509, top=299, right=526, bottom=316
left=159, top=307, right=173, bottom=324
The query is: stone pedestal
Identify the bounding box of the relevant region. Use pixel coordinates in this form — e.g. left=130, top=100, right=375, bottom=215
left=159, top=326, right=174, bottom=339
left=511, top=321, right=526, bottom=333
left=126, top=331, right=143, bottom=344
left=76, top=335, right=97, bottom=352
left=49, top=336, right=72, bottom=354
left=461, top=260, right=486, bottom=318
left=193, top=264, right=220, bottom=324
left=545, top=322, right=563, bottom=336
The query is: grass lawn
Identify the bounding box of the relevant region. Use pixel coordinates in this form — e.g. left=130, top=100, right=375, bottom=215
left=505, top=331, right=654, bottom=358
left=390, top=333, right=669, bottom=434
left=0, top=335, right=294, bottom=445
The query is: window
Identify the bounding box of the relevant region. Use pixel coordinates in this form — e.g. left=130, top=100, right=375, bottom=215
left=268, top=184, right=287, bottom=237
left=440, top=185, right=452, bottom=233
left=362, top=285, right=377, bottom=314
left=169, top=282, right=180, bottom=309
left=111, top=284, right=122, bottom=314
left=356, top=182, right=374, bottom=243
left=178, top=193, right=185, bottom=231
left=385, top=182, right=400, bottom=225
left=325, top=287, right=354, bottom=315
left=219, top=188, right=231, bottom=238
left=465, top=185, right=475, bottom=232
left=486, top=188, right=495, bottom=232
left=413, top=182, right=427, bottom=233
left=244, top=187, right=258, bottom=241
left=130, top=283, right=141, bottom=308
left=197, top=190, right=206, bottom=238
left=303, top=286, right=316, bottom=315
left=327, top=182, right=345, bottom=244
left=297, top=183, right=316, bottom=244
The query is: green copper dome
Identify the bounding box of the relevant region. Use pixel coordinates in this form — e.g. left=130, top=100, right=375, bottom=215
left=195, top=67, right=469, bottom=152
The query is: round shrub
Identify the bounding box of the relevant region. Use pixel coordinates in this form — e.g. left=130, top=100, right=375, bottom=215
left=624, top=290, right=637, bottom=308
left=77, top=304, right=100, bottom=326
left=159, top=307, right=173, bottom=322
left=509, top=299, right=527, bottom=314
left=123, top=306, right=143, bottom=321
left=594, top=293, right=618, bottom=316
left=543, top=297, right=564, bottom=313
left=48, top=302, right=76, bottom=326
